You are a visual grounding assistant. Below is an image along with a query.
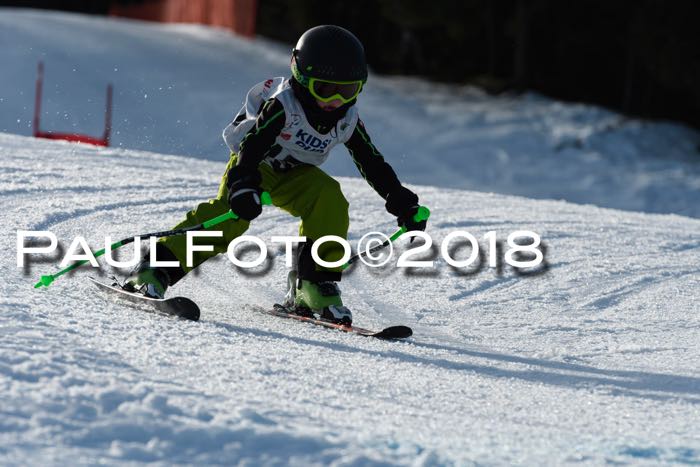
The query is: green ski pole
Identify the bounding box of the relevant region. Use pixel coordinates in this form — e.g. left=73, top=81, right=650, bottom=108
left=342, top=205, right=430, bottom=269
left=33, top=192, right=273, bottom=289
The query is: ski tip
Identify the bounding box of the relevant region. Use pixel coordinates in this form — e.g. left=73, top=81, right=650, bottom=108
left=170, top=297, right=200, bottom=321
left=189, top=310, right=201, bottom=321
left=182, top=311, right=200, bottom=321
left=374, top=325, right=413, bottom=339
left=161, top=296, right=200, bottom=321
left=90, top=277, right=201, bottom=322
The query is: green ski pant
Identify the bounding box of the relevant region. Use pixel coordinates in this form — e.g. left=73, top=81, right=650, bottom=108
left=159, top=154, right=349, bottom=281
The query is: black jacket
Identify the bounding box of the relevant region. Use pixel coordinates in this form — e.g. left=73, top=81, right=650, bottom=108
left=232, top=96, right=412, bottom=209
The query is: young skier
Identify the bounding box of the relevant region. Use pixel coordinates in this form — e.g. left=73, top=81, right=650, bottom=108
left=126, top=25, right=427, bottom=324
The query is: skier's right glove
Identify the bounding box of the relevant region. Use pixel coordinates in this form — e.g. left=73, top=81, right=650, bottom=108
left=227, top=165, right=263, bottom=221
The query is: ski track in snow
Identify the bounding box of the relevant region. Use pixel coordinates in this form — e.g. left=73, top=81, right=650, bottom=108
left=2, top=133, right=700, bottom=465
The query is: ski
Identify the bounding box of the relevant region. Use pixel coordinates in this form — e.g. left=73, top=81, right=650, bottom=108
left=89, top=277, right=200, bottom=321
left=259, top=304, right=412, bottom=339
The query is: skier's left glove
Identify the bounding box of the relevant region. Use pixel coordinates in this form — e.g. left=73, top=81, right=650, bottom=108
left=385, top=187, right=426, bottom=232
left=397, top=205, right=427, bottom=233
left=227, top=165, right=263, bottom=221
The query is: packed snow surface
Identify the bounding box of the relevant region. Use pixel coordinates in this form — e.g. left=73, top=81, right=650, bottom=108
left=2, top=132, right=700, bottom=465
left=1, top=8, right=699, bottom=218
left=1, top=8, right=699, bottom=466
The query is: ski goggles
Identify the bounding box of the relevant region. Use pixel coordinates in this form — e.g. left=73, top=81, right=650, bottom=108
left=307, top=78, right=364, bottom=104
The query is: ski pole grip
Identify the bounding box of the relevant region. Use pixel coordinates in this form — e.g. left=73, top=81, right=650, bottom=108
left=390, top=206, right=430, bottom=242
left=413, top=205, right=430, bottom=223
left=202, top=191, right=273, bottom=229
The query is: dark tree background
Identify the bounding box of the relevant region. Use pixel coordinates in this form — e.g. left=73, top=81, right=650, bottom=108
left=1, top=0, right=110, bottom=13
left=3, top=0, right=698, bottom=127
left=258, top=0, right=700, bottom=129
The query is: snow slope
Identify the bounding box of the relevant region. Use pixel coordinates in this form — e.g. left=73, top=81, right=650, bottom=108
left=2, top=132, right=700, bottom=465
left=1, top=8, right=700, bottom=217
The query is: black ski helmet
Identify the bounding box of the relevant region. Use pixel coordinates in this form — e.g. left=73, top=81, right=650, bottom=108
left=291, top=25, right=368, bottom=84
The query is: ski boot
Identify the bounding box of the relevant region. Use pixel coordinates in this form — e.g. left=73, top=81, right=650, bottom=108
left=283, top=271, right=352, bottom=325
left=124, top=263, right=169, bottom=299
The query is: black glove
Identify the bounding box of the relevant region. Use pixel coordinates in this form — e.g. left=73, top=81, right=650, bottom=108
left=397, top=205, right=427, bottom=232
left=385, top=187, right=426, bottom=232
left=226, top=165, right=263, bottom=221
